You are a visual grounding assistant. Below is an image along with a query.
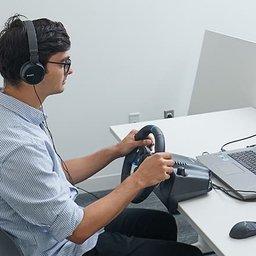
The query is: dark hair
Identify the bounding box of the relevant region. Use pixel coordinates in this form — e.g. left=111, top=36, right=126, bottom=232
left=0, top=14, right=71, bottom=86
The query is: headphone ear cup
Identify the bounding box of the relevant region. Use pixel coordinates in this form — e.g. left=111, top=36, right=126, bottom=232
left=20, top=61, right=45, bottom=85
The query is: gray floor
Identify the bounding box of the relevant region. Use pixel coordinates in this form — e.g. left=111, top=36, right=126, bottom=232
left=75, top=189, right=217, bottom=255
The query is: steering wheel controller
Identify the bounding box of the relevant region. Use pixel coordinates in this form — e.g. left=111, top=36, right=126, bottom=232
left=121, top=125, right=212, bottom=213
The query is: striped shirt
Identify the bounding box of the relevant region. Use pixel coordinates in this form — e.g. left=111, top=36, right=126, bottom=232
left=0, top=92, right=100, bottom=255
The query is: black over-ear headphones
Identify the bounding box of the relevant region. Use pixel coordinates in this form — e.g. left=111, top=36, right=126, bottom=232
left=20, top=20, right=45, bottom=85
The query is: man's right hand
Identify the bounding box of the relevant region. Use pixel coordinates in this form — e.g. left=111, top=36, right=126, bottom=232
left=132, top=152, right=174, bottom=188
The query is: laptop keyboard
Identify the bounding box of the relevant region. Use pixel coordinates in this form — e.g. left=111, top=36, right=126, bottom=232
left=228, top=150, right=256, bottom=174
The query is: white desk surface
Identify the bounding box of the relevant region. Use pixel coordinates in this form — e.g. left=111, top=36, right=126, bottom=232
left=110, top=107, right=256, bottom=256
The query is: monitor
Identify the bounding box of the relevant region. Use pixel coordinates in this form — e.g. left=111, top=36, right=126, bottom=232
left=188, top=30, right=256, bottom=115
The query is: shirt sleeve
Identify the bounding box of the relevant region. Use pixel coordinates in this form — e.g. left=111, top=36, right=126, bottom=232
left=0, top=141, right=84, bottom=242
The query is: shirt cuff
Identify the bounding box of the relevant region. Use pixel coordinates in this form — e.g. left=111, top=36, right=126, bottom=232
left=49, top=200, right=84, bottom=242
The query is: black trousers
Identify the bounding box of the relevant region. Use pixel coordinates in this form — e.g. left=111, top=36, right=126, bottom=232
left=83, top=208, right=203, bottom=256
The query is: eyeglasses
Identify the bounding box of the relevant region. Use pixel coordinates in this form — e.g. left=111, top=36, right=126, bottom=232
left=48, top=57, right=71, bottom=73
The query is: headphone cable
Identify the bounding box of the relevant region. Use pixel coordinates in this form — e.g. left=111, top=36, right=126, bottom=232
left=33, top=87, right=100, bottom=200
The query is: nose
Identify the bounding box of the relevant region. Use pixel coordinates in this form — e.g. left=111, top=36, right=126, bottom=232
left=68, top=66, right=73, bottom=75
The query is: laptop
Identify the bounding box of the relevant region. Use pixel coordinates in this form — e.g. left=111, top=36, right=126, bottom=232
left=196, top=147, right=256, bottom=200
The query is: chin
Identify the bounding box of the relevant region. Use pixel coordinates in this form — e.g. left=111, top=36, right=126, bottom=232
left=49, top=88, right=65, bottom=96
left=58, top=83, right=66, bottom=92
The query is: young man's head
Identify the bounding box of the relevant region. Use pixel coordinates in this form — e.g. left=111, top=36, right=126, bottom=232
left=0, top=14, right=71, bottom=88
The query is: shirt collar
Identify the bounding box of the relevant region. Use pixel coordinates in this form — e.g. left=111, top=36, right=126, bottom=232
left=0, top=92, right=47, bottom=125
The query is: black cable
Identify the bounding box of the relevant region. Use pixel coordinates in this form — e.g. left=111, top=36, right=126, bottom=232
left=33, top=86, right=100, bottom=200
left=76, top=186, right=100, bottom=199
left=220, top=133, right=256, bottom=152
left=212, top=183, right=256, bottom=201
left=200, top=132, right=256, bottom=200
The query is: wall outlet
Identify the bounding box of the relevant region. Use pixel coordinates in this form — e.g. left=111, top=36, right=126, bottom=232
left=129, top=112, right=140, bottom=123
left=164, top=109, right=174, bottom=118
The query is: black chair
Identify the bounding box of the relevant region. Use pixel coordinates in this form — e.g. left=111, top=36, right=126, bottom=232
left=0, top=228, right=24, bottom=256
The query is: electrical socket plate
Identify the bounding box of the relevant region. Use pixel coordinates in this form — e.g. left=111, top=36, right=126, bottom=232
left=129, top=112, right=140, bottom=123
left=164, top=110, right=174, bottom=118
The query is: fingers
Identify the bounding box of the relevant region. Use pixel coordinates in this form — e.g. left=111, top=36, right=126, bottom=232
left=132, top=129, right=155, bottom=148
left=143, top=139, right=154, bottom=147
left=160, top=153, right=174, bottom=178
left=165, top=158, right=174, bottom=176
left=134, top=152, right=174, bottom=187
left=150, top=152, right=174, bottom=177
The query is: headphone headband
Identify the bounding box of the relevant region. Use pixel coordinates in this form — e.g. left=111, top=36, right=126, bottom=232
left=20, top=20, right=45, bottom=85
left=24, top=20, right=39, bottom=64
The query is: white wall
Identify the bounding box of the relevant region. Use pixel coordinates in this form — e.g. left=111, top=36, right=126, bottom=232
left=1, top=0, right=256, bottom=191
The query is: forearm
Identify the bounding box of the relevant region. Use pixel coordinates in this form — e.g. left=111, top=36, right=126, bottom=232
left=63, top=129, right=153, bottom=184
left=68, top=152, right=174, bottom=244
left=68, top=174, right=142, bottom=243
left=64, top=144, right=121, bottom=184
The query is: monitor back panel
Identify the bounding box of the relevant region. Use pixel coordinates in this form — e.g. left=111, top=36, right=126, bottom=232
left=188, top=30, right=256, bottom=115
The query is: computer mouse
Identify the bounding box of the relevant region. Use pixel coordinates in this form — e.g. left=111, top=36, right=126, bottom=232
left=229, top=221, right=256, bottom=239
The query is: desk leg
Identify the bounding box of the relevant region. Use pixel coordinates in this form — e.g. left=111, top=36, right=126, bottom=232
left=192, top=234, right=213, bottom=254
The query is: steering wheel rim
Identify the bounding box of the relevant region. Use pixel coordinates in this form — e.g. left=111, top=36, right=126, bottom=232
left=121, top=125, right=165, bottom=203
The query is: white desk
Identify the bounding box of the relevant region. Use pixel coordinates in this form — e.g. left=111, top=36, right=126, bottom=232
left=110, top=107, right=256, bottom=256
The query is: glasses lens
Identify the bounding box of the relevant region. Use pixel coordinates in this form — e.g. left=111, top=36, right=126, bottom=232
left=64, top=58, right=71, bottom=73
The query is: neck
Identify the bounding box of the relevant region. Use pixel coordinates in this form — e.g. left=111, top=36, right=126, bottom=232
left=3, top=83, right=45, bottom=109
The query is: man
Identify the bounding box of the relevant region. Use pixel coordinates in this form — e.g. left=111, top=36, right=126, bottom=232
left=0, top=14, right=203, bottom=255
